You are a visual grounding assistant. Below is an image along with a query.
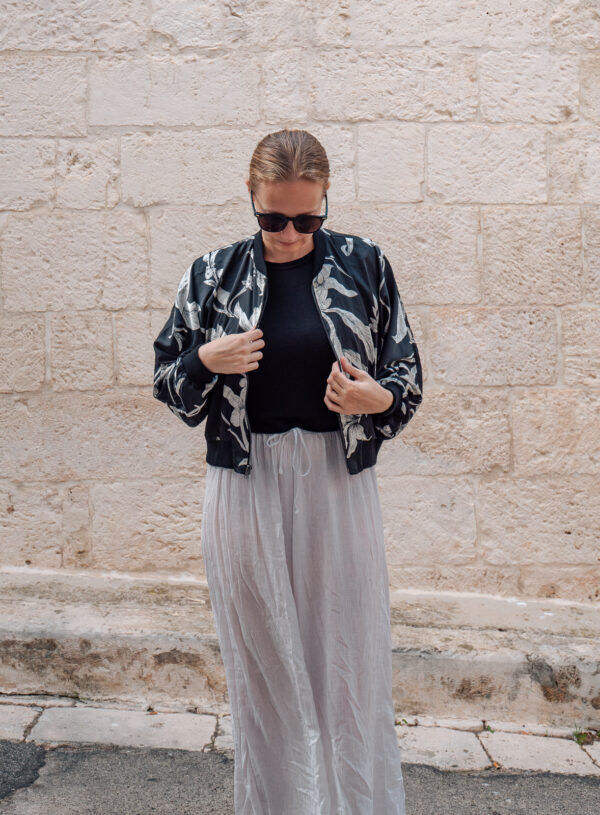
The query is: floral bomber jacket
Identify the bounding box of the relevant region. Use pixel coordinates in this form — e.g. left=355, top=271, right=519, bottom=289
left=153, top=226, right=423, bottom=477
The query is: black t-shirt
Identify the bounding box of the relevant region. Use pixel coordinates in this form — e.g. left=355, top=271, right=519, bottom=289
left=246, top=247, right=340, bottom=433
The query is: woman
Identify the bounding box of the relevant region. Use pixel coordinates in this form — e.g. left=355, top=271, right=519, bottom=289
left=153, top=129, right=423, bottom=814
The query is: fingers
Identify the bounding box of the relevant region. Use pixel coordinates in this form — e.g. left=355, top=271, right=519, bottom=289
left=324, top=392, right=341, bottom=412
left=327, top=368, right=346, bottom=390
left=246, top=327, right=264, bottom=347
left=327, top=379, right=344, bottom=398
left=243, top=328, right=263, bottom=373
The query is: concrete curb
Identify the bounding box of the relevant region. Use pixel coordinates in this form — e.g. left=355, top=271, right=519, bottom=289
left=1, top=694, right=600, bottom=776
left=1, top=571, right=599, bottom=728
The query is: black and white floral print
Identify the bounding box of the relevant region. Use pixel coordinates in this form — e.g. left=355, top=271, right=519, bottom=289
left=153, top=227, right=423, bottom=476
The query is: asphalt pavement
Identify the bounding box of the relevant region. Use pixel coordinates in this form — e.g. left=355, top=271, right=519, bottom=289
left=1, top=740, right=599, bottom=814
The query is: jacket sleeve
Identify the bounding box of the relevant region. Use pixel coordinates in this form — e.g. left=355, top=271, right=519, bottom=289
left=371, top=248, right=423, bottom=440
left=153, top=257, right=219, bottom=428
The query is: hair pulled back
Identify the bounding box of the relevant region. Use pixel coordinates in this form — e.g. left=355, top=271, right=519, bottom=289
left=248, top=129, right=330, bottom=195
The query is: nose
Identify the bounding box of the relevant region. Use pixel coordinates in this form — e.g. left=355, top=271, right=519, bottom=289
left=281, top=220, right=300, bottom=238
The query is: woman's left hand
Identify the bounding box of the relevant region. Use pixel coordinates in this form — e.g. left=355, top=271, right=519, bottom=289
left=324, top=356, right=394, bottom=415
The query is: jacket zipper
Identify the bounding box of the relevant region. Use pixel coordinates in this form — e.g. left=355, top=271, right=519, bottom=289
left=243, top=274, right=269, bottom=475
left=310, top=278, right=345, bottom=450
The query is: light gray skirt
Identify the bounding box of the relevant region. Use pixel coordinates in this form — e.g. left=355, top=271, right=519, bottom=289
left=200, top=426, right=406, bottom=815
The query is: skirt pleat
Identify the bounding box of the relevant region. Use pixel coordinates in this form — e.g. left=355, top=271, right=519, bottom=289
left=200, top=426, right=406, bottom=815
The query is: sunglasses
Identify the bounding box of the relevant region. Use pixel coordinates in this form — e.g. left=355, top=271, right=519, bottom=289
left=250, top=189, right=328, bottom=233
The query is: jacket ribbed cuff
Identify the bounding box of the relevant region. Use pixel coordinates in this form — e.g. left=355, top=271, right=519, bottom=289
left=375, top=383, right=401, bottom=417
left=181, top=343, right=217, bottom=387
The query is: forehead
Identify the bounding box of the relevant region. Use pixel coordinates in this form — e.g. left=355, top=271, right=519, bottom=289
left=254, top=180, right=324, bottom=213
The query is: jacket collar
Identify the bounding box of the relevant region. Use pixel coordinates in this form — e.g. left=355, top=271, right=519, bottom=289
left=252, top=227, right=328, bottom=279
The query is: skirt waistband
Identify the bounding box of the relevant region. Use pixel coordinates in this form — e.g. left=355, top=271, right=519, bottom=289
left=251, top=428, right=340, bottom=514
left=264, top=427, right=313, bottom=477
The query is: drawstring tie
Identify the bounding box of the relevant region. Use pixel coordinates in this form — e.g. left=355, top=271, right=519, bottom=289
left=266, top=427, right=312, bottom=514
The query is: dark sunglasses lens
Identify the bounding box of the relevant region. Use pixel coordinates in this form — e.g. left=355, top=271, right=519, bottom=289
left=257, top=214, right=287, bottom=232
left=256, top=213, right=324, bottom=233
left=294, top=216, right=323, bottom=233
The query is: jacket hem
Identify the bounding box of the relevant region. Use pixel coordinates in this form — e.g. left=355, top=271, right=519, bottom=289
left=205, top=434, right=381, bottom=476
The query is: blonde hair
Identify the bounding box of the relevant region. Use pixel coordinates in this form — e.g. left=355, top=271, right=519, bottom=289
left=248, top=129, right=330, bottom=195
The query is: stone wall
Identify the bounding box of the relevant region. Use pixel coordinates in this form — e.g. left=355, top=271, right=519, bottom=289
left=1, top=1, right=598, bottom=603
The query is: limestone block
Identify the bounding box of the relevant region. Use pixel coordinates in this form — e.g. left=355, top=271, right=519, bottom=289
left=549, top=125, right=600, bottom=202
left=429, top=306, right=557, bottom=385
left=482, top=206, right=583, bottom=305
left=513, top=389, right=600, bottom=475
left=0, top=55, right=86, bottom=137
left=485, top=720, right=574, bottom=738
left=396, top=724, right=490, bottom=770
left=313, top=0, right=351, bottom=47
left=0, top=484, right=63, bottom=567
left=562, top=306, right=600, bottom=386
left=262, top=48, right=310, bottom=123
left=580, top=54, right=600, bottom=121
left=0, top=390, right=209, bottom=482
left=391, top=588, right=600, bottom=639
left=0, top=704, right=39, bottom=740
left=311, top=49, right=477, bottom=122
left=0, top=0, right=148, bottom=51
left=350, top=0, right=548, bottom=49
left=0, top=314, right=45, bottom=392
left=520, top=565, right=600, bottom=603
left=1, top=211, right=148, bottom=312
left=121, top=129, right=258, bottom=207
left=0, top=694, right=75, bottom=708
left=550, top=0, right=600, bottom=50
left=150, top=0, right=314, bottom=50
left=56, top=139, right=120, bottom=209
left=387, top=564, right=522, bottom=598
left=378, top=475, right=476, bottom=570
left=357, top=122, right=424, bottom=202
left=89, top=54, right=260, bottom=127
left=0, top=483, right=90, bottom=569
left=150, top=0, right=227, bottom=48
left=28, top=706, right=216, bottom=750
left=0, top=139, right=54, bottom=210
left=480, top=729, right=600, bottom=774
left=116, top=309, right=154, bottom=387
left=582, top=207, right=600, bottom=300
left=62, top=484, right=92, bottom=569
left=479, top=476, right=599, bottom=565
left=411, top=715, right=483, bottom=732
left=480, top=51, right=578, bottom=123
left=90, top=478, right=208, bottom=574
left=50, top=311, right=113, bottom=391
left=428, top=124, right=547, bottom=203
left=214, top=712, right=234, bottom=752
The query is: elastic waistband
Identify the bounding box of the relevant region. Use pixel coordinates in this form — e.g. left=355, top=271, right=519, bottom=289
left=263, top=426, right=313, bottom=478
left=256, top=427, right=336, bottom=514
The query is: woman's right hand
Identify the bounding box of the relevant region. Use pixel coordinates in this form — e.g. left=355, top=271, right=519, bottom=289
left=197, top=328, right=265, bottom=375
